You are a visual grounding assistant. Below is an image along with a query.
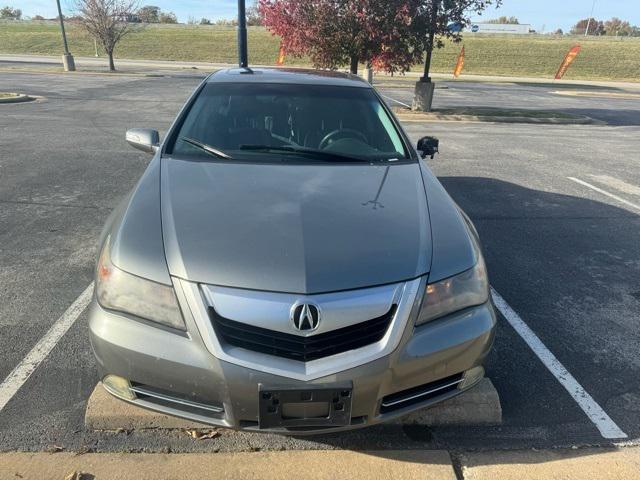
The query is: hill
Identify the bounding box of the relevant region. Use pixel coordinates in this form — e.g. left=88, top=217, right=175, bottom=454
left=1, top=22, right=639, bottom=81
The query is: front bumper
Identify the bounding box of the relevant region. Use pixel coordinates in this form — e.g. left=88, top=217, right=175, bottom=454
left=88, top=291, right=496, bottom=434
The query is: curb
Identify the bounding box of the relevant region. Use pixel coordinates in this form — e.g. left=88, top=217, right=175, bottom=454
left=459, top=446, right=640, bottom=480
left=0, top=93, right=34, bottom=104
left=552, top=89, right=640, bottom=99
left=0, top=450, right=457, bottom=480
left=85, top=378, right=501, bottom=431
left=0, top=68, right=178, bottom=78
left=395, top=112, right=598, bottom=125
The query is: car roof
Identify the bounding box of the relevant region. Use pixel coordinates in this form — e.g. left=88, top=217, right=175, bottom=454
left=206, top=67, right=371, bottom=88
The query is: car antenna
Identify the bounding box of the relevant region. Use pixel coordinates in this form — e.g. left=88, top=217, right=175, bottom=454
left=237, top=0, right=253, bottom=74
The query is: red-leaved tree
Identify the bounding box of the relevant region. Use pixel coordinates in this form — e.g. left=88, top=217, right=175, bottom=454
left=259, top=0, right=500, bottom=75
left=259, top=0, right=429, bottom=74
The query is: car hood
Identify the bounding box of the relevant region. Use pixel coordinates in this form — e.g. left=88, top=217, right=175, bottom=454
left=161, top=158, right=431, bottom=294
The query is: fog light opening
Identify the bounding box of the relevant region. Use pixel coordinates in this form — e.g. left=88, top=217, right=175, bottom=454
left=102, top=374, right=136, bottom=400
left=459, top=366, right=484, bottom=390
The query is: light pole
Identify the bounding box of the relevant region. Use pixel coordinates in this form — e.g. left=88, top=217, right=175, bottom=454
left=237, top=0, right=249, bottom=68
left=584, top=0, right=597, bottom=37
left=55, top=0, right=75, bottom=71
left=412, top=0, right=440, bottom=111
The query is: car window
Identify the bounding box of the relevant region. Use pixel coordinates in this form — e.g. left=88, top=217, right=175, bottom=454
left=168, top=82, right=409, bottom=162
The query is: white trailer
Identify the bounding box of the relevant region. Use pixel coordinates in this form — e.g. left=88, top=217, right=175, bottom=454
left=464, top=23, right=533, bottom=34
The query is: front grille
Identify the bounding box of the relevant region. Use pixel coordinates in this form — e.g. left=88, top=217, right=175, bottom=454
left=380, top=373, right=463, bottom=413
left=209, top=305, right=396, bottom=362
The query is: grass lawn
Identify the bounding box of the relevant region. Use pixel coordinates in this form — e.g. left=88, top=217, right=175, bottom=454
left=1, top=21, right=639, bottom=81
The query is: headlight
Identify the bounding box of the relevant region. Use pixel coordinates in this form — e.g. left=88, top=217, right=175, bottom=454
left=96, top=238, right=186, bottom=330
left=415, top=251, right=489, bottom=326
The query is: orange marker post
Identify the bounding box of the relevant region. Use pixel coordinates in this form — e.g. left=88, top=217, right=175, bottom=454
left=555, top=45, right=581, bottom=80
left=276, top=42, right=286, bottom=66
left=453, top=45, right=465, bottom=78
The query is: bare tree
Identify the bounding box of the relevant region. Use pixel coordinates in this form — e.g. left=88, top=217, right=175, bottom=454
left=76, top=0, right=138, bottom=71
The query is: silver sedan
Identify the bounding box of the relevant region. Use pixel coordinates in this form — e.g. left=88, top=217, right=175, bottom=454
left=89, top=67, right=496, bottom=433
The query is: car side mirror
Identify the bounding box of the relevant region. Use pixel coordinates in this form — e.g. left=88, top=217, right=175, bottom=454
left=417, top=136, right=439, bottom=159
left=126, top=128, right=160, bottom=154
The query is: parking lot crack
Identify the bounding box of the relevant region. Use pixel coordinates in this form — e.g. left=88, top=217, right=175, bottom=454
left=0, top=198, right=106, bottom=210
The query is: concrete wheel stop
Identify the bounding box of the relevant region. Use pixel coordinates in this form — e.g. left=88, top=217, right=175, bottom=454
left=85, top=378, right=501, bottom=431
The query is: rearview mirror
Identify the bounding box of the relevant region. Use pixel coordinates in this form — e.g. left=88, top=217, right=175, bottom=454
left=126, top=128, right=160, bottom=154
left=417, top=136, right=439, bottom=159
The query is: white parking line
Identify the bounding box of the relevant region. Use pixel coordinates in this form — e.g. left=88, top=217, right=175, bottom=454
left=588, top=175, right=640, bottom=197
left=568, top=177, right=640, bottom=213
left=0, top=283, right=94, bottom=412
left=491, top=288, right=628, bottom=439
left=0, top=278, right=628, bottom=440
left=380, top=93, right=411, bottom=109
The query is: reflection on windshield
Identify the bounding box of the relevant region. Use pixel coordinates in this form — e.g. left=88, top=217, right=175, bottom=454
left=170, top=83, right=408, bottom=162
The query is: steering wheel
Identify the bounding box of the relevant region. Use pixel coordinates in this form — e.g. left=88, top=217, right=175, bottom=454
left=318, top=129, right=368, bottom=150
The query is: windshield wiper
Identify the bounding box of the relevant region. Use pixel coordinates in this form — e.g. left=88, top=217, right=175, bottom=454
left=180, top=137, right=232, bottom=159
left=239, top=144, right=371, bottom=163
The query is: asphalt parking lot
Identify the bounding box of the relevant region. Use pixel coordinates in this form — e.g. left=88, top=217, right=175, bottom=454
left=0, top=69, right=639, bottom=454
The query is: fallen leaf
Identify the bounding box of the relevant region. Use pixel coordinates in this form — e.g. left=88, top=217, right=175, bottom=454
left=64, top=472, right=89, bottom=480
left=104, top=427, right=128, bottom=434
left=75, top=446, right=94, bottom=456
left=199, top=430, right=220, bottom=440
left=185, top=429, right=220, bottom=440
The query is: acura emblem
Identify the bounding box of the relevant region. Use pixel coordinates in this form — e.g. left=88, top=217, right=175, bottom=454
left=291, top=302, right=320, bottom=332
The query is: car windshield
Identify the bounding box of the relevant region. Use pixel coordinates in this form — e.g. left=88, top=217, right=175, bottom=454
left=168, top=82, right=409, bottom=162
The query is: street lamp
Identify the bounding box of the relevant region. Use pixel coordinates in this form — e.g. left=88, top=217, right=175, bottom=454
left=420, top=0, right=440, bottom=83
left=412, top=0, right=440, bottom=111
left=237, top=0, right=249, bottom=68
left=55, top=0, right=75, bottom=71
left=584, top=0, right=597, bottom=37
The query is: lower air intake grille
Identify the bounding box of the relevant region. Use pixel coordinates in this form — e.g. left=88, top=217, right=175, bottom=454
left=380, top=373, right=463, bottom=413
left=209, top=305, right=396, bottom=362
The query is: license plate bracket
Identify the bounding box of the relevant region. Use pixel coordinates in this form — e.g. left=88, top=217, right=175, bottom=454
left=258, top=384, right=353, bottom=429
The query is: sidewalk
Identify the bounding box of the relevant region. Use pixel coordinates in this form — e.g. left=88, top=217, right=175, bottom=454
left=1, top=53, right=639, bottom=91
left=460, top=446, right=640, bottom=480
left=0, top=450, right=455, bottom=480
left=1, top=446, right=639, bottom=480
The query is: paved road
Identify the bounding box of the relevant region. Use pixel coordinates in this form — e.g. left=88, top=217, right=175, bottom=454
left=4, top=53, right=640, bottom=91
left=0, top=70, right=638, bottom=453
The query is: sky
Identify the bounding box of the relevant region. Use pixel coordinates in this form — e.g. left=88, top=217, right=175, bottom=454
left=15, top=0, right=640, bottom=33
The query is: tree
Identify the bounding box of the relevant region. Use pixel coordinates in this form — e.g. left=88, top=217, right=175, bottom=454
left=554, top=28, right=563, bottom=35
left=0, top=6, right=22, bottom=19
left=158, top=11, right=177, bottom=23
left=76, top=0, right=138, bottom=71
left=246, top=1, right=262, bottom=26
left=136, top=5, right=159, bottom=22
left=603, top=17, right=633, bottom=36
left=486, top=15, right=518, bottom=24
left=200, top=17, right=211, bottom=25
left=260, top=0, right=499, bottom=75
left=32, top=14, right=45, bottom=20
left=570, top=18, right=604, bottom=36
left=215, top=18, right=237, bottom=26
left=260, top=0, right=420, bottom=74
